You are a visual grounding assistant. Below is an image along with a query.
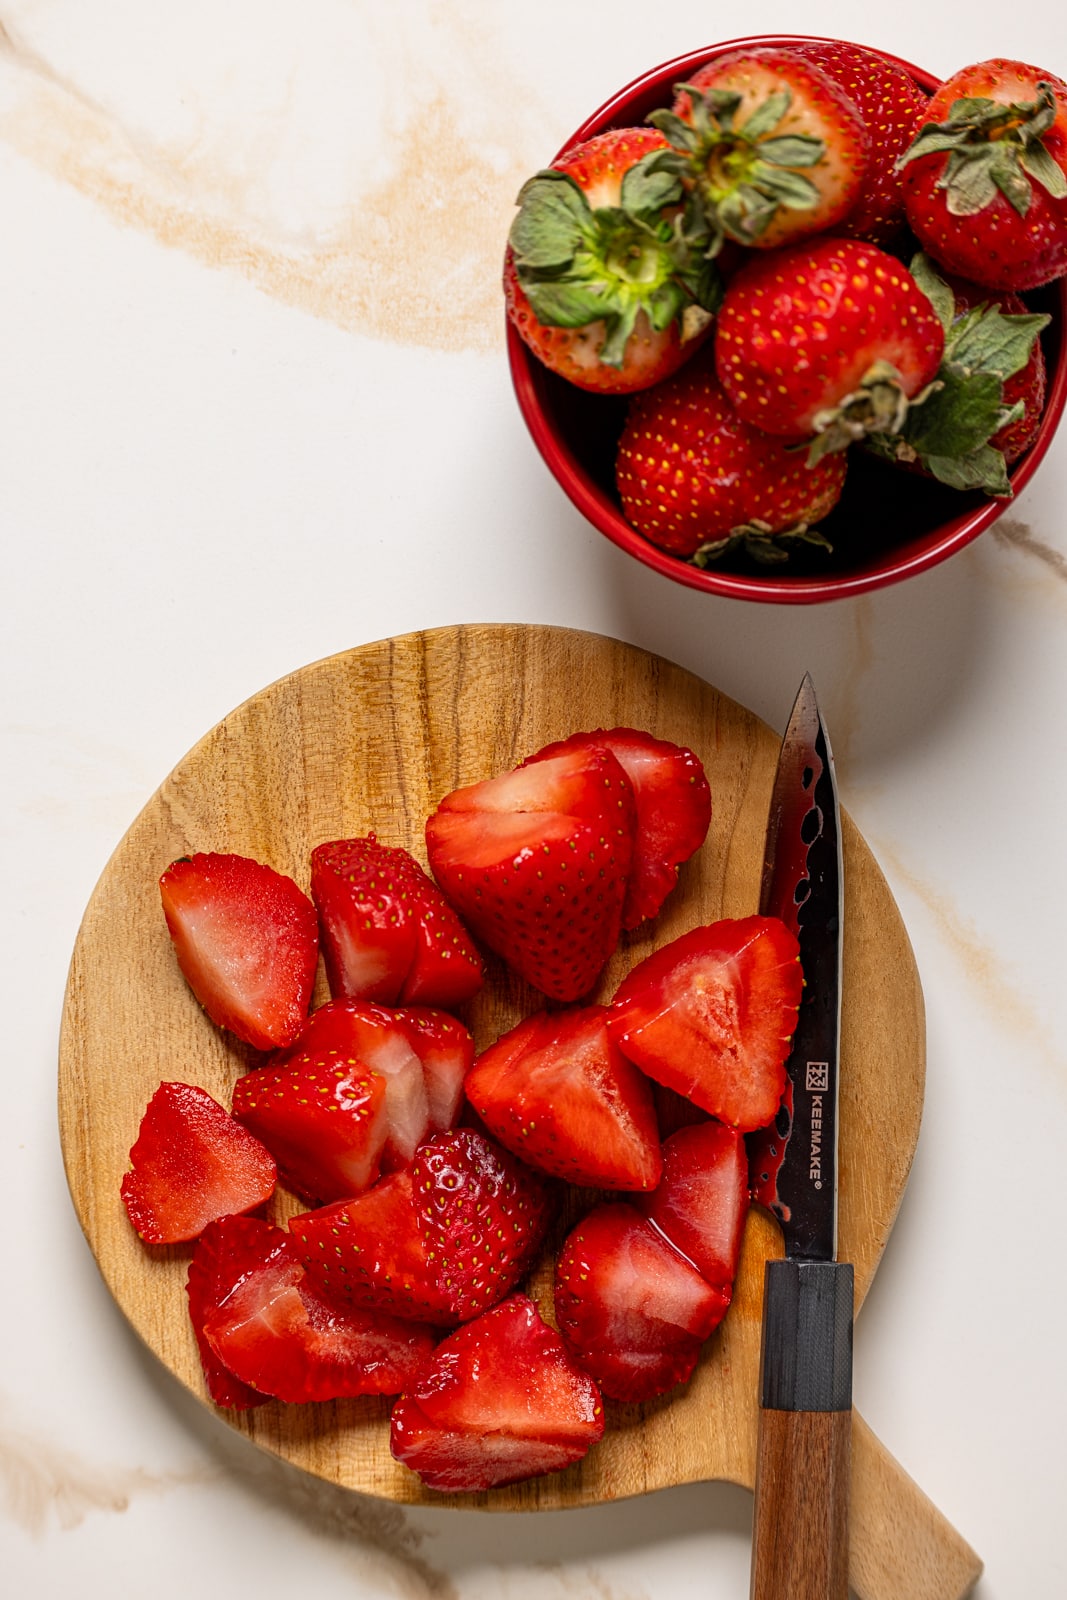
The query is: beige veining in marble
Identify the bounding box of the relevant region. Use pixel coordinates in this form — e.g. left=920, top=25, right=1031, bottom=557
left=991, top=517, right=1067, bottom=585
left=0, top=1, right=548, bottom=353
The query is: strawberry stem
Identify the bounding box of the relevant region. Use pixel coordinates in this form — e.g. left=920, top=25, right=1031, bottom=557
left=897, top=82, right=1067, bottom=217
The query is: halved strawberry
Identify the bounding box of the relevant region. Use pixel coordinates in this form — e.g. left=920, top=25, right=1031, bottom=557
left=159, top=852, right=318, bottom=1050
left=412, top=1129, right=552, bottom=1322
left=289, top=1169, right=456, bottom=1324
left=194, top=1215, right=436, bottom=1404
left=554, top=1203, right=728, bottom=1403
left=231, top=1049, right=388, bottom=1205
left=464, top=1006, right=662, bottom=1190
left=525, top=729, right=711, bottom=928
left=637, top=1121, right=749, bottom=1294
left=270, top=1000, right=474, bottom=1171
left=310, top=835, right=483, bottom=1009
left=120, top=1081, right=277, bottom=1245
left=186, top=1214, right=273, bottom=1409
left=425, top=745, right=636, bottom=1002
left=390, top=1294, right=604, bottom=1492
left=607, top=916, right=802, bottom=1131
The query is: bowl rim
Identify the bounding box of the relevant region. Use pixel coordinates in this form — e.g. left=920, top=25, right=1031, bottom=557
left=506, top=35, right=1067, bottom=604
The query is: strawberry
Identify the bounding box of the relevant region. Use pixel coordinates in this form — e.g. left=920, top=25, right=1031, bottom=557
left=290, top=1130, right=551, bottom=1325
left=424, top=744, right=636, bottom=1002
left=412, top=1129, right=552, bottom=1322
left=637, top=1121, right=749, bottom=1294
left=194, top=1216, right=436, bottom=1404
left=790, top=40, right=931, bottom=244
left=554, top=1202, right=728, bottom=1402
left=186, top=1213, right=273, bottom=1409
left=525, top=728, right=711, bottom=928
left=607, top=916, right=802, bottom=1132
left=159, top=852, right=318, bottom=1051
left=506, top=127, right=719, bottom=394
left=290, top=1169, right=457, bottom=1324
left=714, top=238, right=945, bottom=454
left=396, top=1005, right=475, bottom=1133
left=120, top=1081, right=276, bottom=1245
left=649, top=47, right=868, bottom=254
left=464, top=1006, right=662, bottom=1190
left=615, top=351, right=847, bottom=564
left=898, top=59, right=1067, bottom=291
left=390, top=1294, right=604, bottom=1492
left=230, top=1047, right=387, bottom=1206
left=310, top=835, right=482, bottom=1009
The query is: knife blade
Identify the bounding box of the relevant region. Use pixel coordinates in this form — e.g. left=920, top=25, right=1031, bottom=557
left=747, top=675, right=853, bottom=1600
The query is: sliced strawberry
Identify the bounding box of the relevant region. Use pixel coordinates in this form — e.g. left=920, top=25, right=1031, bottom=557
left=637, top=1122, right=749, bottom=1294
left=526, top=729, right=711, bottom=927
left=607, top=917, right=802, bottom=1132
left=425, top=745, right=636, bottom=1001
left=120, top=1081, right=277, bottom=1245
left=195, top=1215, right=435, bottom=1404
left=186, top=1215, right=273, bottom=1409
left=464, top=1006, right=661, bottom=1191
left=412, top=1129, right=552, bottom=1322
left=310, top=835, right=483, bottom=1009
left=554, top=1203, right=728, bottom=1403
left=390, top=1294, right=604, bottom=1491
left=159, top=852, right=318, bottom=1050
left=289, top=1170, right=456, bottom=1324
left=231, top=1049, right=388, bottom=1205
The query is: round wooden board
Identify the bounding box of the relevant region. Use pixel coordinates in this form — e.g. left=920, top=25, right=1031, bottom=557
left=58, top=624, right=924, bottom=1511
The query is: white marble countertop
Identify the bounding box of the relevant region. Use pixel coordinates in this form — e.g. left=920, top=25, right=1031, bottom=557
left=3, top=3, right=1065, bottom=1596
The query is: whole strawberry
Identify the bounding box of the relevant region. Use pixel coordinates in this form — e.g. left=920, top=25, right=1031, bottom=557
left=506, top=127, right=719, bottom=393
left=790, top=40, right=931, bottom=244
left=615, top=351, right=847, bottom=564
left=898, top=59, right=1067, bottom=290
left=648, top=46, right=869, bottom=254
left=714, top=238, right=945, bottom=452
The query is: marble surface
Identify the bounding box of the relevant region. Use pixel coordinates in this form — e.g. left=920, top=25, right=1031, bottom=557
left=3, top=2, right=1065, bottom=1595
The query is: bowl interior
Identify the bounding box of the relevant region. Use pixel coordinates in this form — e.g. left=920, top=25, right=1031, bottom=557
left=507, top=37, right=1067, bottom=603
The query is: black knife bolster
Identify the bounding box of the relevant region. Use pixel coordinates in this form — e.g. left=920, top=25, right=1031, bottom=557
left=759, top=1259, right=854, bottom=1413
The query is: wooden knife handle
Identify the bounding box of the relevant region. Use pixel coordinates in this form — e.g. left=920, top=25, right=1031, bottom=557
left=750, top=1259, right=854, bottom=1600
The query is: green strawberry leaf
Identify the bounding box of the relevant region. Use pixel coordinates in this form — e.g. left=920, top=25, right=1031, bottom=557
left=903, top=366, right=1004, bottom=458
left=909, top=252, right=956, bottom=334
left=739, top=89, right=792, bottom=142
left=509, top=173, right=591, bottom=272
left=923, top=445, right=1012, bottom=495
left=756, top=134, right=825, bottom=169
left=620, top=157, right=684, bottom=222
left=522, top=279, right=608, bottom=327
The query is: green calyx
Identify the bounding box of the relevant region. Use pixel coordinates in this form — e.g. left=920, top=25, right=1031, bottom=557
left=647, top=83, right=826, bottom=253
left=863, top=253, right=1051, bottom=495
left=508, top=159, right=722, bottom=366
left=896, top=80, right=1067, bottom=217
left=807, top=361, right=940, bottom=465
left=690, top=520, right=834, bottom=567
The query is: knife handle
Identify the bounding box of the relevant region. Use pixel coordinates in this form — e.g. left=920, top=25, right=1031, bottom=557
left=750, top=1259, right=854, bottom=1600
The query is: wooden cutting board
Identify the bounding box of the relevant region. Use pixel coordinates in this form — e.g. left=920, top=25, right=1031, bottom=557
left=58, top=625, right=980, bottom=1599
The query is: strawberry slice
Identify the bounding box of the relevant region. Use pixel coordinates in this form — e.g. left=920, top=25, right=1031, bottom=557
left=607, top=916, right=802, bottom=1131
left=310, top=835, right=483, bottom=1009
left=290, top=1169, right=456, bottom=1324
left=412, top=1129, right=552, bottom=1322
left=193, top=1216, right=436, bottom=1404
left=554, top=1202, right=728, bottom=1402
left=159, top=852, right=318, bottom=1050
left=390, top=1294, right=604, bottom=1491
left=526, top=729, right=711, bottom=928
left=637, top=1122, right=749, bottom=1294
left=186, top=1214, right=273, bottom=1409
left=425, top=745, right=636, bottom=1001
left=231, top=1049, right=388, bottom=1205
left=397, top=1005, right=475, bottom=1132
left=120, top=1081, right=277, bottom=1244
left=464, top=1006, right=662, bottom=1190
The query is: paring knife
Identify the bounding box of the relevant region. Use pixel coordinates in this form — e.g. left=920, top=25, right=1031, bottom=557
left=747, top=675, right=852, bottom=1600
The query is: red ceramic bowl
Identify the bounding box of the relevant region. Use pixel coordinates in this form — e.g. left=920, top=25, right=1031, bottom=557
left=506, top=36, right=1067, bottom=603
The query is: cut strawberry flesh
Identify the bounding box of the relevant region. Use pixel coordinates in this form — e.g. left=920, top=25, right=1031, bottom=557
left=397, top=1005, right=474, bottom=1131
left=120, top=1081, right=277, bottom=1245
left=608, top=916, right=802, bottom=1131
left=390, top=1294, right=604, bottom=1491
left=464, top=1005, right=662, bottom=1190
left=554, top=1203, right=728, bottom=1403
left=186, top=1215, right=274, bottom=1409
left=231, top=1051, right=388, bottom=1205
left=637, top=1121, right=749, bottom=1293
left=159, top=852, right=318, bottom=1050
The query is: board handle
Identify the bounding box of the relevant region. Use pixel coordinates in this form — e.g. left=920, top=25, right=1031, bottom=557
left=849, top=1413, right=983, bottom=1600
left=750, top=1259, right=854, bottom=1600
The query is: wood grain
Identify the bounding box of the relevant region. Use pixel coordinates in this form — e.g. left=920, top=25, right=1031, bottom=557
left=751, top=1409, right=851, bottom=1600
left=57, top=625, right=978, bottom=1596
